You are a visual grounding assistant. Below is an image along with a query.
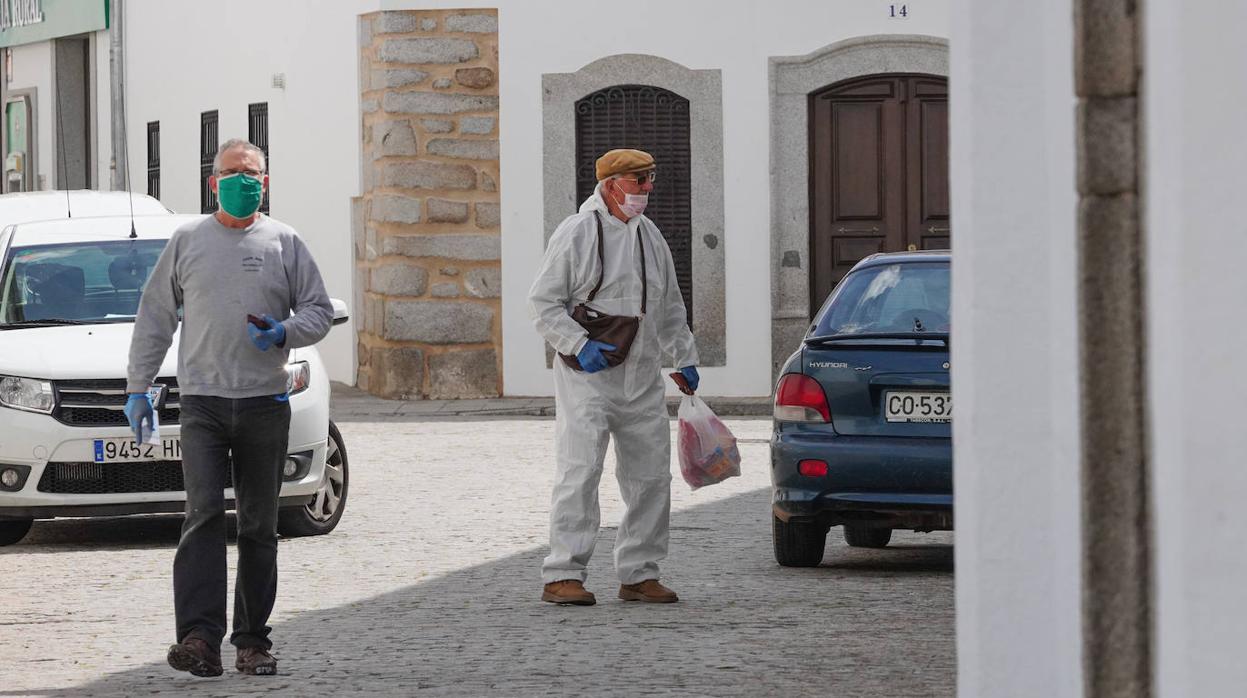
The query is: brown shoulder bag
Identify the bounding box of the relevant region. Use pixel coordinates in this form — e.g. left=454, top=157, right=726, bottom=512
left=558, top=211, right=647, bottom=371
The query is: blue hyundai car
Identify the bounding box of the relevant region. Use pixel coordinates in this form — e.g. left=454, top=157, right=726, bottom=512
left=770, top=251, right=951, bottom=566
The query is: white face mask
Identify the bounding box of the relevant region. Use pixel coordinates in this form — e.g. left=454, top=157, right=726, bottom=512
left=609, top=182, right=649, bottom=218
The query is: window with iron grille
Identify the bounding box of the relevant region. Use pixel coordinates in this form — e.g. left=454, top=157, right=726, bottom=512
left=199, top=110, right=218, bottom=214
left=574, top=85, right=693, bottom=325
left=146, top=121, right=160, bottom=199
left=248, top=102, right=269, bottom=214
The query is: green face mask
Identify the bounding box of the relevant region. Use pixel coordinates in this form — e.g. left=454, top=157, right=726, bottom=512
left=216, top=173, right=264, bottom=218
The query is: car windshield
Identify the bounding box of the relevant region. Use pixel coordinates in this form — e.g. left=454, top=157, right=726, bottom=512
left=0, top=239, right=168, bottom=326
left=812, top=262, right=950, bottom=336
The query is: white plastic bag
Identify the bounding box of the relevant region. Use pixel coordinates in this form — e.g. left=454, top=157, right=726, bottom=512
left=676, top=396, right=741, bottom=490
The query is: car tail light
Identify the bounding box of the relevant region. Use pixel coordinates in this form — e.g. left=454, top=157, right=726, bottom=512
left=774, top=373, right=831, bottom=423
left=798, top=460, right=829, bottom=477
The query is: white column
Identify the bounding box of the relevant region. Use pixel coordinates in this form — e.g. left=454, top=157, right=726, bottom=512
left=1145, top=2, right=1247, bottom=695
left=950, top=0, right=1083, bottom=695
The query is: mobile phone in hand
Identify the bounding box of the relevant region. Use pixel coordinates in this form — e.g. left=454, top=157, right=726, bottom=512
left=246, top=314, right=271, bottom=330
left=669, top=372, right=695, bottom=396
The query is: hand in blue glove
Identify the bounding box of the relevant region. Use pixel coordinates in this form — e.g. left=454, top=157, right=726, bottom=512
left=577, top=340, right=617, bottom=373
left=247, top=314, right=286, bottom=351
left=679, top=366, right=700, bottom=393
left=123, top=393, right=154, bottom=443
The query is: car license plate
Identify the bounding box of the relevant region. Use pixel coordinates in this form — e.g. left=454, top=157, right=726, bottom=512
left=884, top=391, right=952, bottom=423
left=93, top=438, right=181, bottom=463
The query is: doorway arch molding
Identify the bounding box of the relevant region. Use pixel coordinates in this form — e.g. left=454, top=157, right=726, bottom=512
left=769, top=34, right=949, bottom=376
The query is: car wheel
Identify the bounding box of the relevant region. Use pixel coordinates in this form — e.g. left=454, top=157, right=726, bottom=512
left=277, top=421, right=348, bottom=538
left=0, top=518, right=33, bottom=546
left=772, top=516, right=827, bottom=567
left=843, top=524, right=892, bottom=548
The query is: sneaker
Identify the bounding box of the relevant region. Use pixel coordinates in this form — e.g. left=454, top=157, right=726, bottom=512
left=235, top=646, right=278, bottom=676
left=167, top=637, right=224, bottom=677
left=541, top=579, right=597, bottom=606
left=618, top=579, right=679, bottom=603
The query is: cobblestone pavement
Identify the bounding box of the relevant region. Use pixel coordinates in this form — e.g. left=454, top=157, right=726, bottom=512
left=0, top=417, right=953, bottom=697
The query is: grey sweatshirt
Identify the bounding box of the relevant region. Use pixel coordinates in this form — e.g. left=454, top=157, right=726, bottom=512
left=126, top=214, right=333, bottom=398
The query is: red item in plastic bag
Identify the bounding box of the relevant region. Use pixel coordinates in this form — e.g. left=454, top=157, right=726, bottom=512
left=676, top=396, right=741, bottom=490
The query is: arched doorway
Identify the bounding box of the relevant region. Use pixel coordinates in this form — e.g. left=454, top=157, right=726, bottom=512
left=808, top=74, right=950, bottom=309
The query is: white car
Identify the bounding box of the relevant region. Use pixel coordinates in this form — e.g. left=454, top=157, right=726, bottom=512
left=0, top=213, right=349, bottom=546
left=0, top=190, right=172, bottom=226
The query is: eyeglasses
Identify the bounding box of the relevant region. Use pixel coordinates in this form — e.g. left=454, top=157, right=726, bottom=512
left=218, top=169, right=265, bottom=178
left=616, top=171, right=657, bottom=185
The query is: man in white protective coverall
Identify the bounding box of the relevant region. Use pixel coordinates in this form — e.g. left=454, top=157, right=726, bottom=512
left=529, top=148, right=700, bottom=606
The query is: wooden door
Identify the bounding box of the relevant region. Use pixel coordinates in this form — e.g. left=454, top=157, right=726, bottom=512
left=808, top=74, right=950, bottom=312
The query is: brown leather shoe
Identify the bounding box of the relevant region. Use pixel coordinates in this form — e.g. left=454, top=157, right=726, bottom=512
left=166, top=637, right=224, bottom=677
left=235, top=646, right=278, bottom=676
left=542, top=579, right=597, bottom=605
left=619, top=579, right=679, bottom=603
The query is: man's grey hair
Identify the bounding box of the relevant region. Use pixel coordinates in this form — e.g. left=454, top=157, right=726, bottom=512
left=212, top=138, right=267, bottom=175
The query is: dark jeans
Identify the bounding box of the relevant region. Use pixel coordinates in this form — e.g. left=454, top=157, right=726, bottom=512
left=174, top=394, right=290, bottom=650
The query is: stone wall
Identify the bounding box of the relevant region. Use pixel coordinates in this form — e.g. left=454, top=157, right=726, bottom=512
left=354, top=9, right=501, bottom=399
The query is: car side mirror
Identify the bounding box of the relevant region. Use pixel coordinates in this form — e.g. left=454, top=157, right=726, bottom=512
left=330, top=298, right=349, bottom=327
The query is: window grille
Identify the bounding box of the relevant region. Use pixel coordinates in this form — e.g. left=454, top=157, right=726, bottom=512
left=574, top=85, right=693, bottom=325
left=199, top=111, right=218, bottom=214
left=146, top=121, right=160, bottom=199
left=248, top=102, right=269, bottom=214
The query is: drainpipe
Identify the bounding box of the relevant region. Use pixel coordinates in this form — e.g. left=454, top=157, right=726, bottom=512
left=108, top=0, right=127, bottom=191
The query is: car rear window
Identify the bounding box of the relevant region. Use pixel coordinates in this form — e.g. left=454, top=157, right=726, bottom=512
left=812, top=262, right=950, bottom=336
left=0, top=239, right=168, bottom=324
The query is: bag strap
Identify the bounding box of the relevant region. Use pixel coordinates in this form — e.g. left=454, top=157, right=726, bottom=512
left=586, top=211, right=648, bottom=316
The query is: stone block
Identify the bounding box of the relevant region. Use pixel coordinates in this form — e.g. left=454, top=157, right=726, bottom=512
left=459, top=116, right=495, bottom=134
left=373, top=194, right=422, bottom=224
left=481, top=172, right=496, bottom=192
left=1075, top=0, right=1137, bottom=97
left=431, top=282, right=460, bottom=298
left=454, top=67, right=495, bottom=89
left=427, top=198, right=470, bottom=223
left=378, top=38, right=478, bottom=64
left=441, top=266, right=460, bottom=276
left=464, top=267, right=501, bottom=298
left=1078, top=97, right=1136, bottom=195
left=382, top=161, right=476, bottom=190
left=474, top=202, right=501, bottom=228
left=433, top=78, right=453, bottom=89
left=371, top=68, right=429, bottom=89
left=369, top=346, right=425, bottom=399
left=369, top=295, right=383, bottom=334
left=422, top=119, right=454, bottom=134
left=370, top=264, right=428, bottom=297
left=444, top=14, right=498, bottom=34
left=384, top=300, right=494, bottom=343
left=420, top=18, right=437, bottom=31
left=375, top=120, right=418, bottom=156
left=351, top=197, right=366, bottom=259
left=374, top=12, right=419, bottom=34
left=428, top=348, right=499, bottom=399
left=383, top=91, right=499, bottom=115
left=383, top=234, right=501, bottom=261
left=365, top=226, right=378, bottom=261
left=361, top=99, right=379, bottom=114
left=427, top=138, right=499, bottom=160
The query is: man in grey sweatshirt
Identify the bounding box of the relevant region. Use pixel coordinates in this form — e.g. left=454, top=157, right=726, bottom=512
left=125, top=138, right=332, bottom=678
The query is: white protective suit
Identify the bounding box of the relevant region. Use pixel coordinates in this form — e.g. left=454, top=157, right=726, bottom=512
left=528, top=182, right=698, bottom=585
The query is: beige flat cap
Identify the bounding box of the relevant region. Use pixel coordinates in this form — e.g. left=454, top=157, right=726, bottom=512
left=595, top=149, right=656, bottom=181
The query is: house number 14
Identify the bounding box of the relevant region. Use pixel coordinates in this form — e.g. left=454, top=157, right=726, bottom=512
left=889, top=4, right=909, bottom=17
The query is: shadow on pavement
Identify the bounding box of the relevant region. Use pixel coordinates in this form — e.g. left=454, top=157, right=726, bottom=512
left=2, top=514, right=241, bottom=554
left=7, top=488, right=954, bottom=697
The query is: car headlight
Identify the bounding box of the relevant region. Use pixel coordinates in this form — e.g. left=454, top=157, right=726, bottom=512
left=0, top=376, right=55, bottom=414
left=285, top=361, right=311, bottom=396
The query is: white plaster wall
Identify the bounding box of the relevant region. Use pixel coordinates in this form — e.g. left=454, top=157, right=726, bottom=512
left=8, top=40, right=54, bottom=190
left=491, top=0, right=949, bottom=397
left=950, top=0, right=1082, bottom=695
left=115, top=0, right=946, bottom=394
left=93, top=29, right=112, bottom=190
left=123, top=0, right=382, bottom=384
left=1146, top=2, right=1247, bottom=695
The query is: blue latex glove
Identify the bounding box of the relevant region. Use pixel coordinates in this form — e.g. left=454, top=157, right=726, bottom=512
left=679, top=366, right=700, bottom=392
left=123, top=393, right=154, bottom=443
left=577, top=340, right=617, bottom=374
left=248, top=314, right=286, bottom=351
